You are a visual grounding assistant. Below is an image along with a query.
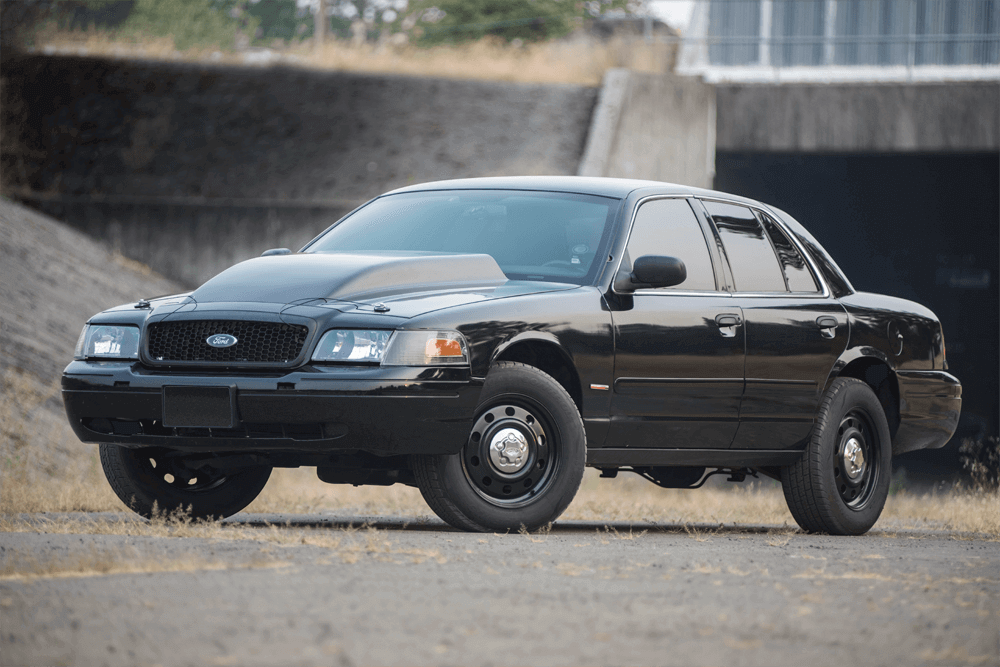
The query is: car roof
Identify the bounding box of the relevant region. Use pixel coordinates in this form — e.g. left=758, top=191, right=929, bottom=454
left=384, top=176, right=762, bottom=206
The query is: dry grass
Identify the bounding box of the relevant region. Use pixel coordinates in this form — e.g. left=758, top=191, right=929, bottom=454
left=0, top=511, right=448, bottom=573
left=880, top=489, right=1000, bottom=536
left=564, top=472, right=795, bottom=527
left=919, top=645, right=997, bottom=665
left=242, top=467, right=430, bottom=517
left=298, top=36, right=675, bottom=85
left=0, top=544, right=282, bottom=581
left=27, top=29, right=675, bottom=86
left=2, top=363, right=995, bottom=539
left=4, top=449, right=998, bottom=538
left=0, top=368, right=123, bottom=515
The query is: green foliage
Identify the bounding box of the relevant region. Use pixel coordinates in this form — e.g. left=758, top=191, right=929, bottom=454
left=9, top=0, right=641, bottom=51
left=398, top=0, right=642, bottom=45
left=120, top=0, right=257, bottom=51
left=246, top=0, right=309, bottom=43
left=959, top=436, right=1000, bottom=491
left=245, top=1, right=364, bottom=44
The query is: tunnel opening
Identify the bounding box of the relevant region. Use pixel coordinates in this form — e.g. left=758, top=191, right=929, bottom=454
left=715, top=150, right=999, bottom=481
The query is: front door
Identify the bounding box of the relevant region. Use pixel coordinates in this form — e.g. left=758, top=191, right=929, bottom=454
left=607, top=197, right=745, bottom=449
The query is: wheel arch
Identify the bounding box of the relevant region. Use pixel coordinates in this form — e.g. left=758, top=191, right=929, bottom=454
left=491, top=334, right=583, bottom=413
left=830, top=354, right=900, bottom=441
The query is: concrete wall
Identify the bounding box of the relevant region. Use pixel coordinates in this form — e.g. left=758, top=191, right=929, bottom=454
left=578, top=70, right=716, bottom=189
left=716, top=82, right=1000, bottom=152
left=7, top=54, right=997, bottom=288
left=3, top=55, right=597, bottom=286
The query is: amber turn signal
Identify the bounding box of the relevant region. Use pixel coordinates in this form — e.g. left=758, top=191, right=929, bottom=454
left=426, top=338, right=464, bottom=358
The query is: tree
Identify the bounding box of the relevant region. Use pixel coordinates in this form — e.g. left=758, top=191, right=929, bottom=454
left=397, top=0, right=643, bottom=45
left=120, top=0, right=257, bottom=51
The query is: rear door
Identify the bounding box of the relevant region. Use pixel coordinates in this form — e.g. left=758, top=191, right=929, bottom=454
left=700, top=200, right=849, bottom=450
left=607, top=197, right=745, bottom=449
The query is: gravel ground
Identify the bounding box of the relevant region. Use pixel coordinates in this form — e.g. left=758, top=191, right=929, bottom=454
left=2, top=513, right=997, bottom=667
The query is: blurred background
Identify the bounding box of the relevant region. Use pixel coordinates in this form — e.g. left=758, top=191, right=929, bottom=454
left=1, top=0, right=997, bottom=490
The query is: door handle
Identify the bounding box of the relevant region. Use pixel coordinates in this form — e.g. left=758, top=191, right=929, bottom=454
left=816, top=316, right=839, bottom=338
left=715, top=314, right=741, bottom=337
left=715, top=314, right=742, bottom=327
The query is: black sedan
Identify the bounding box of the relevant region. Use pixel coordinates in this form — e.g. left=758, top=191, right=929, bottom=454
left=63, top=177, right=962, bottom=535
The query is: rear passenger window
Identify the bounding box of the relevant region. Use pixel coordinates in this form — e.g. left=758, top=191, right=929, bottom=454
left=704, top=201, right=786, bottom=293
left=759, top=213, right=819, bottom=292
left=626, top=198, right=717, bottom=291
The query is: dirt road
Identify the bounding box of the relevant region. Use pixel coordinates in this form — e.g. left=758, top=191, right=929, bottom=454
left=2, top=514, right=997, bottom=666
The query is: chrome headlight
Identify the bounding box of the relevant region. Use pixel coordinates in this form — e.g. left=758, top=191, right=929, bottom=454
left=382, top=330, right=469, bottom=367
left=312, top=329, right=393, bottom=363
left=74, top=325, right=140, bottom=360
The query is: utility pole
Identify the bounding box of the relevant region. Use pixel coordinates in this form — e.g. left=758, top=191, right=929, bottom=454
left=315, top=0, right=327, bottom=50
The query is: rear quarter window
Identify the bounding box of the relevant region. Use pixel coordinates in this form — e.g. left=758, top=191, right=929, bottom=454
left=758, top=212, right=819, bottom=292
left=704, top=201, right=786, bottom=293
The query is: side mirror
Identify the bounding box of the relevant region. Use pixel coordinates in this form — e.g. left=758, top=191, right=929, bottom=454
left=261, top=248, right=292, bottom=257
left=614, top=255, right=687, bottom=292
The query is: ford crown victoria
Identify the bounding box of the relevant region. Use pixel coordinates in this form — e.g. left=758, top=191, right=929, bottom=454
left=63, top=177, right=962, bottom=535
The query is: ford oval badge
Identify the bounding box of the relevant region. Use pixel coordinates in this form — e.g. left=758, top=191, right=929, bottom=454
left=206, top=334, right=238, bottom=348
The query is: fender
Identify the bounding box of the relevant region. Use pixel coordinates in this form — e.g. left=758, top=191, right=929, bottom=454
left=825, top=344, right=895, bottom=396
left=490, top=330, right=568, bottom=366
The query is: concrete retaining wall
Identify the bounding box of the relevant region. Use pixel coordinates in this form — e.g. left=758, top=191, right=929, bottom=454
left=578, top=69, right=717, bottom=189
left=5, top=53, right=997, bottom=288
left=2, top=54, right=597, bottom=286
left=716, top=82, right=1000, bottom=152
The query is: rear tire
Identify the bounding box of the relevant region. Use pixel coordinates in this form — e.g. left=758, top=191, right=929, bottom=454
left=781, top=378, right=892, bottom=535
left=100, top=444, right=271, bottom=520
left=412, top=362, right=586, bottom=532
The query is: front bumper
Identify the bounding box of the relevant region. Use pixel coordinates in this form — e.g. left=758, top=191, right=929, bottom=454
left=62, top=361, right=483, bottom=456
left=892, top=370, right=962, bottom=455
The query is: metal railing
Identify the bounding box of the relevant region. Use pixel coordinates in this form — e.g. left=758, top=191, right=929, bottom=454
left=676, top=0, right=1000, bottom=80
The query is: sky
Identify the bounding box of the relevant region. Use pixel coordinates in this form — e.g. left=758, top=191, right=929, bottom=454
left=647, top=0, right=695, bottom=32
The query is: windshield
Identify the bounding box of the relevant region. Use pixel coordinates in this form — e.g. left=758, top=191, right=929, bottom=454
left=304, top=190, right=620, bottom=285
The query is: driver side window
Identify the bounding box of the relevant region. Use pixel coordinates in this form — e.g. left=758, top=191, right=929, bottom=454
left=626, top=198, right=718, bottom=291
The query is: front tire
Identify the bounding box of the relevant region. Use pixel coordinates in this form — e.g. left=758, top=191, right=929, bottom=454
left=100, top=444, right=272, bottom=520
left=781, top=378, right=892, bottom=535
left=412, top=362, right=586, bottom=532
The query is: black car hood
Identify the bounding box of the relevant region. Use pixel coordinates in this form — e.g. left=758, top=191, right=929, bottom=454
left=185, top=252, right=575, bottom=318
left=191, top=252, right=505, bottom=303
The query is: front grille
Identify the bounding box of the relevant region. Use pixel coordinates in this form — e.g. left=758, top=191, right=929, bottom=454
left=147, top=320, right=308, bottom=364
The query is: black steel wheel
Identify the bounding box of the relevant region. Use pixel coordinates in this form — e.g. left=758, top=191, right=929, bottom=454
left=834, top=410, right=879, bottom=509
left=412, top=362, right=586, bottom=532
left=461, top=403, right=555, bottom=507
left=100, top=444, right=272, bottom=520
left=781, top=378, right=892, bottom=535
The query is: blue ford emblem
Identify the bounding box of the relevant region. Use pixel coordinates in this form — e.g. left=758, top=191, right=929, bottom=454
left=206, top=334, right=238, bottom=348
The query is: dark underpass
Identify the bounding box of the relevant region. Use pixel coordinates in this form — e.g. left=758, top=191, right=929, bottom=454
left=715, top=151, right=1000, bottom=476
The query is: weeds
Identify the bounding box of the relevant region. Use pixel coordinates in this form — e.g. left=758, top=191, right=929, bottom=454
left=0, top=508, right=449, bottom=570
left=683, top=524, right=718, bottom=543
left=0, top=543, right=282, bottom=581
left=24, top=29, right=675, bottom=86
left=4, top=462, right=998, bottom=537
left=519, top=522, right=553, bottom=542
left=2, top=367, right=996, bottom=539
left=605, top=525, right=648, bottom=541
left=765, top=531, right=793, bottom=547
left=959, top=437, right=999, bottom=492
left=0, top=368, right=123, bottom=515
